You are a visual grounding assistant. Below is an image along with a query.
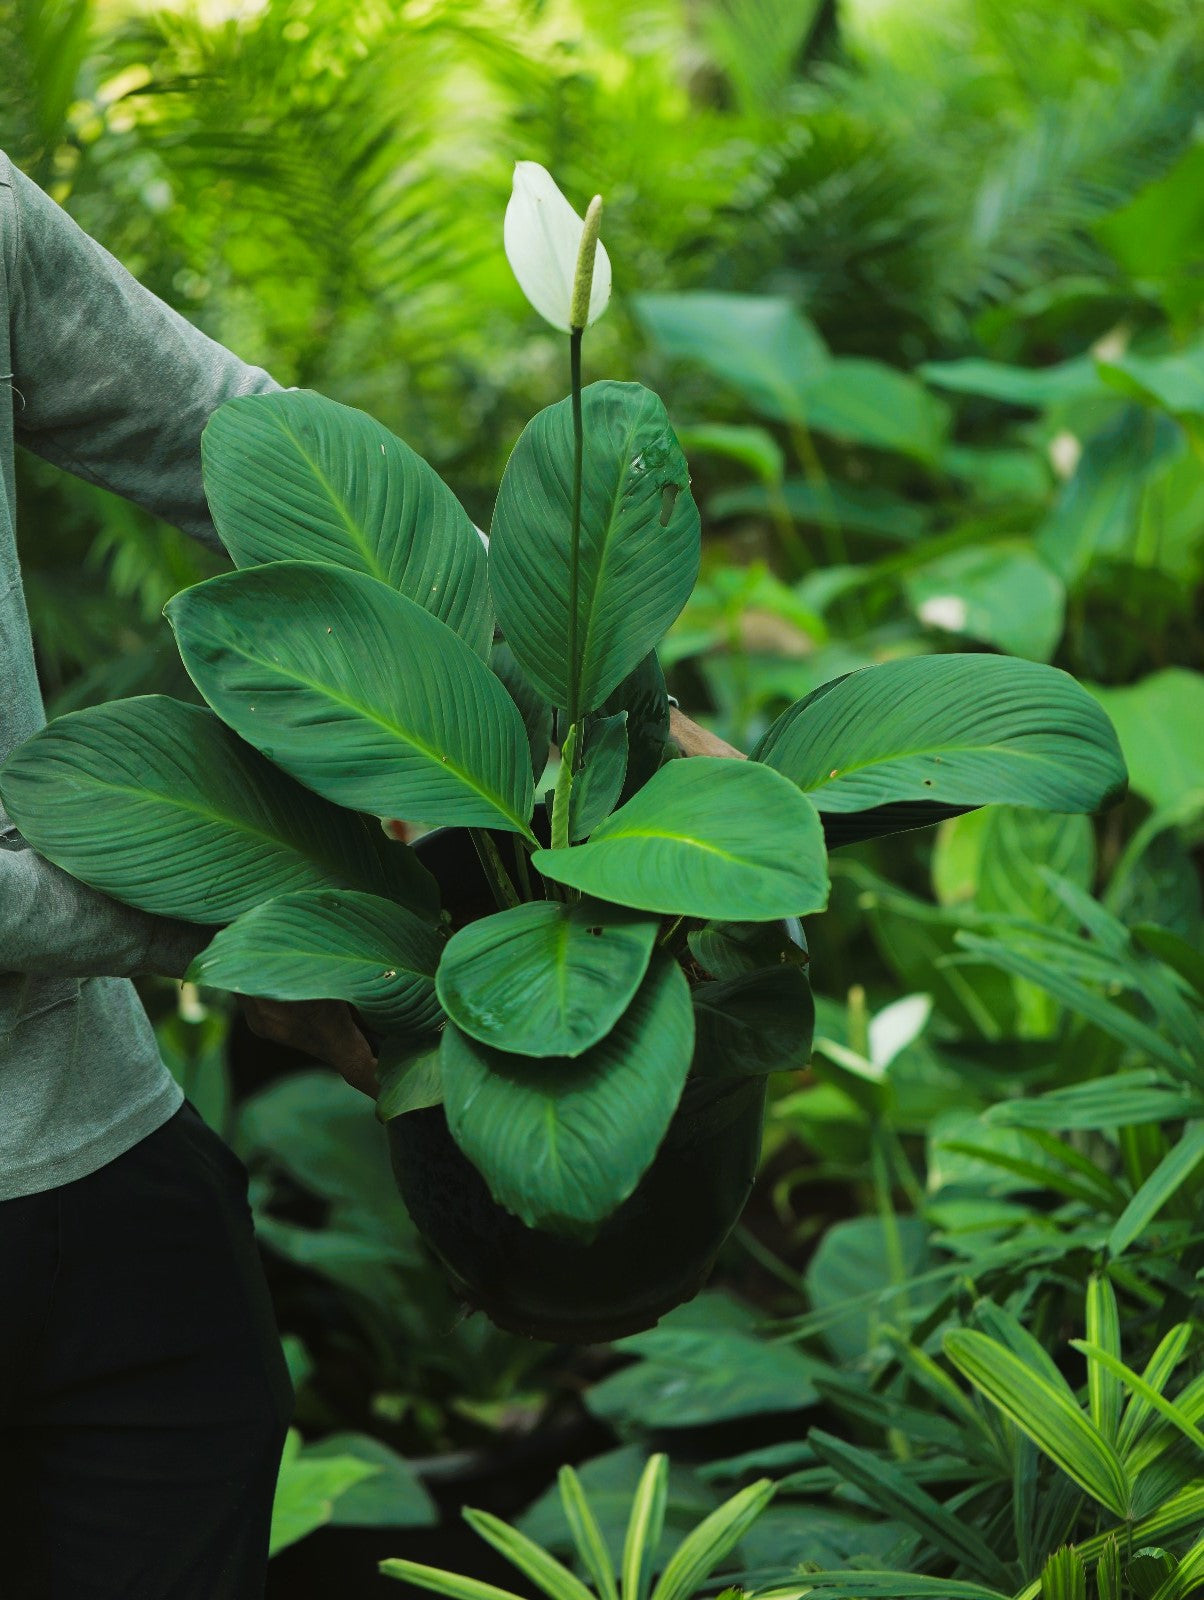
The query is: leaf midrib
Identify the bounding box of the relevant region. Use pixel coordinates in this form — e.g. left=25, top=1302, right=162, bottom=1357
left=207, top=631, right=533, bottom=838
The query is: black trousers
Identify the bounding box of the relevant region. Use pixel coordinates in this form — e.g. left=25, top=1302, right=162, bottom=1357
left=0, top=1100, right=294, bottom=1598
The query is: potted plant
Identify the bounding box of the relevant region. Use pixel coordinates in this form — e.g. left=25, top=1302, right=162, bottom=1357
left=0, top=164, right=1127, bottom=1342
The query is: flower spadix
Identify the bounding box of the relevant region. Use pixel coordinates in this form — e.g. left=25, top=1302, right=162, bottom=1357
left=504, top=161, right=611, bottom=333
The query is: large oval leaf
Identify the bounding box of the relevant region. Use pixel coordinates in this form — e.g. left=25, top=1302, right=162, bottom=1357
left=167, top=562, right=535, bottom=838
left=187, top=888, right=444, bottom=1034
left=202, top=390, right=492, bottom=655
left=0, top=696, right=437, bottom=922
left=532, top=758, right=830, bottom=920
left=436, top=898, right=658, bottom=1058
left=489, top=381, right=700, bottom=716
left=751, top=655, right=1128, bottom=818
left=440, top=954, right=694, bottom=1235
left=692, top=966, right=815, bottom=1078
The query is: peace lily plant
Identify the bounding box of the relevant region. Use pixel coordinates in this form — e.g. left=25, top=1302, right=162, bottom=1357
left=0, top=163, right=1128, bottom=1339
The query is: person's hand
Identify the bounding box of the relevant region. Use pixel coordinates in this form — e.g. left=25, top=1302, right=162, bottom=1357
left=668, top=706, right=746, bottom=761
left=240, top=996, right=379, bottom=1097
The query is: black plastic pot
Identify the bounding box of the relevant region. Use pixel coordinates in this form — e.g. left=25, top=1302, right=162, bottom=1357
left=385, top=821, right=786, bottom=1343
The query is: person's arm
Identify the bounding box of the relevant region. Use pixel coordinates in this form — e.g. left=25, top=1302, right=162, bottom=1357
left=0, top=155, right=277, bottom=979
left=7, top=156, right=278, bottom=547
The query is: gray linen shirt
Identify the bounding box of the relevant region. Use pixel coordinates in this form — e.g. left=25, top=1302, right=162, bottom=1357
left=0, top=151, right=280, bottom=1198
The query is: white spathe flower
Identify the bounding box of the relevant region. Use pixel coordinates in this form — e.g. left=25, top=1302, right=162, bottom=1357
left=504, top=161, right=611, bottom=333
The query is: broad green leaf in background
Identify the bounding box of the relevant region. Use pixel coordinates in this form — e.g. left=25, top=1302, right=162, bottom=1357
left=435, top=898, right=658, bottom=1058
left=709, top=478, right=928, bottom=542
left=631, top=292, right=829, bottom=424
left=943, top=1330, right=1131, bottom=1517
left=202, top=390, right=492, bottom=655
left=0, top=696, right=437, bottom=923
left=800, top=357, right=950, bottom=464
left=533, top=758, right=829, bottom=920
left=919, top=355, right=1108, bottom=408
left=167, top=562, right=535, bottom=837
left=186, top=889, right=444, bottom=1034
left=805, top=1216, right=929, bottom=1358
left=1098, top=341, right=1204, bottom=418
left=571, top=712, right=629, bottom=840
left=1035, top=409, right=1182, bottom=584
left=752, top=654, right=1128, bottom=816
left=587, top=1294, right=824, bottom=1428
left=674, top=422, right=785, bottom=487
left=440, top=955, right=694, bottom=1234
left=1087, top=670, right=1204, bottom=812
left=692, top=966, right=814, bottom=1077
left=905, top=544, right=1065, bottom=663
left=310, top=1432, right=437, bottom=1530
left=489, top=381, right=700, bottom=715
left=269, top=1430, right=380, bottom=1556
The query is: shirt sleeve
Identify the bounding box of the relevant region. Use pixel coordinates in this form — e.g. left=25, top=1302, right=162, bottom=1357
left=7, top=157, right=280, bottom=551
left=2, top=159, right=283, bottom=978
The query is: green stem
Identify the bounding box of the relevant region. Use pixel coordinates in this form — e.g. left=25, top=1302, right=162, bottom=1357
left=550, top=722, right=577, bottom=851
left=469, top=829, right=521, bottom=911
left=510, top=835, right=533, bottom=901
left=566, top=326, right=584, bottom=741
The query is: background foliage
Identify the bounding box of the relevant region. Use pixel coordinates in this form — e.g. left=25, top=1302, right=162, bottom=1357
left=3, top=0, right=1203, bottom=1594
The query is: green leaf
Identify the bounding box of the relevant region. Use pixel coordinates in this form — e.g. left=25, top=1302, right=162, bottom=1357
left=623, top=1455, right=669, bottom=1600
left=751, top=655, right=1128, bottom=817
left=533, top=758, right=829, bottom=921
left=270, top=1430, right=379, bottom=1556
left=1098, top=346, right=1204, bottom=418
left=0, top=696, right=437, bottom=923
left=1086, top=670, right=1204, bottom=813
left=1036, top=410, right=1181, bottom=585
left=489, top=381, right=700, bottom=716
left=688, top=919, right=808, bottom=981
left=905, top=544, right=1065, bottom=663
left=439, top=955, right=694, bottom=1234
left=462, top=1509, right=595, bottom=1600
left=379, top=1561, right=522, bottom=1600
left=492, top=641, right=553, bottom=781
left=649, top=1478, right=775, bottom=1600
left=571, top=712, right=629, bottom=840
left=1069, top=1337, right=1204, bottom=1462
left=1149, top=1536, right=1204, bottom=1600
left=807, top=1431, right=1012, bottom=1590
left=374, top=1036, right=443, bottom=1122
left=1096, top=1537, right=1122, bottom=1600
left=1107, top=1123, right=1204, bottom=1256
left=943, top=1330, right=1131, bottom=1517
left=805, top=1216, right=928, bottom=1359
left=167, top=561, right=535, bottom=838
left=920, top=355, right=1107, bottom=408
left=692, top=966, right=814, bottom=1077
left=800, top=357, right=949, bottom=464
left=202, top=390, right=491, bottom=654
left=757, top=1576, right=1008, bottom=1599
left=1085, top=1274, right=1123, bottom=1443
left=1039, top=1547, right=1086, bottom=1600
left=187, top=888, right=443, bottom=1032
left=599, top=652, right=670, bottom=806
left=1131, top=924, right=1204, bottom=1000
left=435, top=899, right=658, bottom=1058
left=557, top=1467, right=618, bottom=1600
left=310, top=1433, right=437, bottom=1529
left=985, top=1073, right=1204, bottom=1131
left=632, top=292, right=828, bottom=425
